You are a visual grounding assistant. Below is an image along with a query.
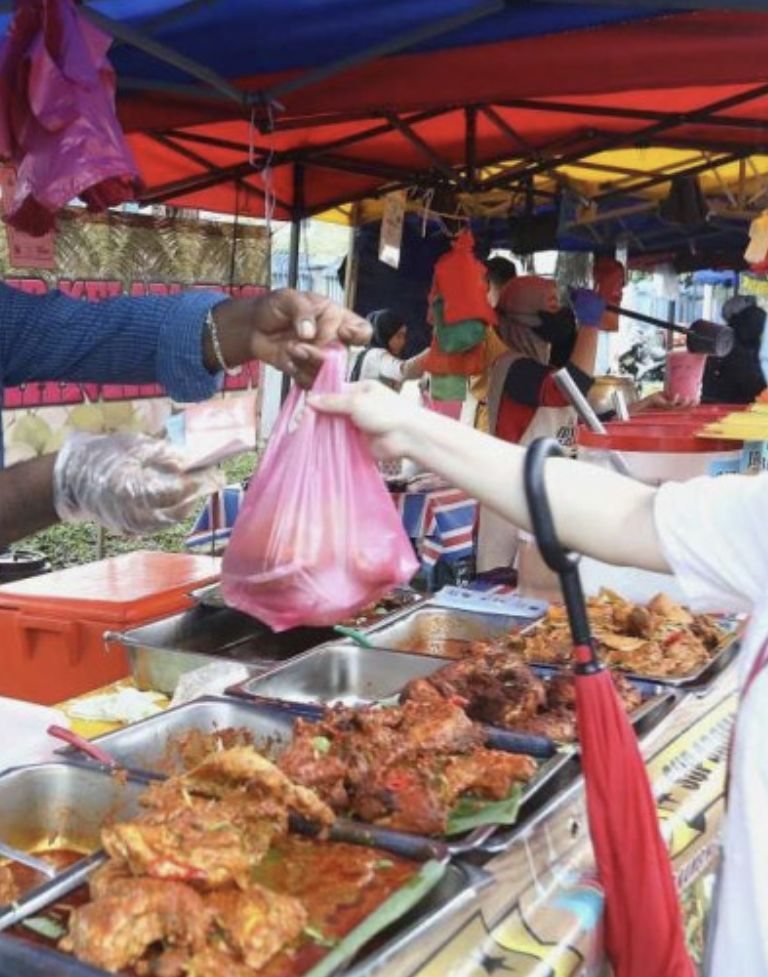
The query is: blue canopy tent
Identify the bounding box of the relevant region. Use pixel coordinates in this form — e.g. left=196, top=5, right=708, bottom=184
left=3, top=1, right=768, bottom=272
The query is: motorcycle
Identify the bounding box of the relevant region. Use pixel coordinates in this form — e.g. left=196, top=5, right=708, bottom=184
left=618, top=341, right=666, bottom=386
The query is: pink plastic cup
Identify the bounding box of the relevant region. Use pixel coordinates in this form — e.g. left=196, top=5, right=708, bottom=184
left=664, top=350, right=707, bottom=404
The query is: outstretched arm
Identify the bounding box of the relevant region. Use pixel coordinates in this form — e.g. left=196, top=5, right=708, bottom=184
left=0, top=454, right=57, bottom=549
left=310, top=382, right=669, bottom=573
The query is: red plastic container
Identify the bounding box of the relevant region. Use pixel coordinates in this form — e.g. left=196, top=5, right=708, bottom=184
left=577, top=422, right=743, bottom=484
left=627, top=404, right=746, bottom=424
left=0, top=551, right=220, bottom=704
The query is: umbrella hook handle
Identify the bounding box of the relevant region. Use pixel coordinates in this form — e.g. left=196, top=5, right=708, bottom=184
left=523, top=438, right=598, bottom=666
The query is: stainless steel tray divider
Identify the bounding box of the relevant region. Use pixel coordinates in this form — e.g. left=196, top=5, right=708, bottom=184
left=0, top=763, right=149, bottom=931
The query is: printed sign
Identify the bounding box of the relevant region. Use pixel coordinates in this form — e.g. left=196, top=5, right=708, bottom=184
left=0, top=167, right=56, bottom=270
left=379, top=190, right=406, bottom=269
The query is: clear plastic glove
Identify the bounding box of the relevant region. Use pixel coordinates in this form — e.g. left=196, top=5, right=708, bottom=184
left=569, top=287, right=607, bottom=328
left=53, top=432, right=224, bottom=535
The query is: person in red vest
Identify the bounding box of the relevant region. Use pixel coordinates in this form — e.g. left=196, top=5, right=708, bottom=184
left=478, top=277, right=604, bottom=570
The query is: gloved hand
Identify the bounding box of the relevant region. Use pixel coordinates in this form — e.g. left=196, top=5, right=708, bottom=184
left=53, top=432, right=224, bottom=535
left=569, top=288, right=607, bottom=328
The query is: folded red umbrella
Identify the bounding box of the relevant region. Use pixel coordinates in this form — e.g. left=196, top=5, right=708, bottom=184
left=0, top=0, right=141, bottom=236
left=524, top=438, right=695, bottom=977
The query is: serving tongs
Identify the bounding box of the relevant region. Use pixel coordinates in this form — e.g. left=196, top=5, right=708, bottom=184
left=553, top=368, right=633, bottom=478
left=0, top=842, right=56, bottom=880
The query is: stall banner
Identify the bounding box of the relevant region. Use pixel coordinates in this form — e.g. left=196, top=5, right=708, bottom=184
left=375, top=669, right=737, bottom=977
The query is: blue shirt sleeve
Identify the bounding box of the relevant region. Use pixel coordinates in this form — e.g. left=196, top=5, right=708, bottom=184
left=0, top=283, right=226, bottom=401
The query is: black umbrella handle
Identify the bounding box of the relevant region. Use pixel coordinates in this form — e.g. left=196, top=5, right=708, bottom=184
left=523, top=439, right=599, bottom=669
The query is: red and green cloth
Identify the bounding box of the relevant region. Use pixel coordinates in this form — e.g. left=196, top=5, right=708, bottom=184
left=425, top=229, right=496, bottom=398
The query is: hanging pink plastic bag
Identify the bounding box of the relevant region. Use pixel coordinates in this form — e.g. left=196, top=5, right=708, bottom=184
left=0, top=0, right=141, bottom=236
left=221, top=347, right=418, bottom=631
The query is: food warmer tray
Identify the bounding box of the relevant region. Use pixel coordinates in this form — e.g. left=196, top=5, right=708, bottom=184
left=190, top=583, right=425, bottom=627
left=229, top=647, right=678, bottom=750
left=55, top=695, right=574, bottom=854
left=366, top=600, right=743, bottom=690
left=55, top=695, right=311, bottom=777
left=0, top=763, right=148, bottom=931
left=0, top=858, right=487, bottom=977
left=107, top=603, right=341, bottom=695
left=521, top=619, right=744, bottom=690
left=0, top=825, right=469, bottom=977
left=360, top=604, right=538, bottom=657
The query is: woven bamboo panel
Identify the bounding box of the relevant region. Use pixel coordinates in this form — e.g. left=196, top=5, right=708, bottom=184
left=0, top=208, right=269, bottom=286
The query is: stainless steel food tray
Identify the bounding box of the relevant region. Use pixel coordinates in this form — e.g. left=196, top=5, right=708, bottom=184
left=362, top=604, right=535, bottom=657
left=228, top=644, right=449, bottom=708
left=522, top=618, right=744, bottom=689
left=108, top=603, right=338, bottom=695
left=55, top=695, right=304, bottom=776
left=0, top=859, right=487, bottom=977
left=190, top=583, right=425, bottom=629
left=0, top=763, right=147, bottom=930
left=230, top=646, right=677, bottom=749
left=57, top=694, right=572, bottom=851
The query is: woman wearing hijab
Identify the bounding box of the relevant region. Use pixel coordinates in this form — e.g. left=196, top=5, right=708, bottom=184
left=477, top=277, right=604, bottom=572
left=349, top=309, right=428, bottom=390
left=486, top=276, right=603, bottom=453
left=703, top=296, right=767, bottom=404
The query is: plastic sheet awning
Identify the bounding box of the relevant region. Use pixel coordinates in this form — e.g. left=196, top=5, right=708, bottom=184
left=3, top=1, right=768, bottom=258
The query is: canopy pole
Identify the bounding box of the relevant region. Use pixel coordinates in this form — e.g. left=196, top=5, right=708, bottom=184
left=80, top=6, right=246, bottom=108
left=283, top=164, right=306, bottom=400
left=344, top=204, right=361, bottom=311
left=465, top=107, right=478, bottom=188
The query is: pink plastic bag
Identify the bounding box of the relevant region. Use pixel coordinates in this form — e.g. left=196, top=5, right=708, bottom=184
left=0, top=0, right=140, bottom=236
left=221, top=348, right=418, bottom=631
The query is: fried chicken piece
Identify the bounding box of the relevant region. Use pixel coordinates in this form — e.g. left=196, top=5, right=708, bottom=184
left=515, top=710, right=577, bottom=742
left=442, top=749, right=536, bottom=802
left=276, top=720, right=349, bottom=810
left=624, top=605, right=654, bottom=639
left=397, top=698, right=485, bottom=754
left=169, top=948, right=254, bottom=977
left=88, top=858, right=132, bottom=900
left=350, top=761, right=448, bottom=835
left=181, top=748, right=334, bottom=829
left=611, top=671, right=643, bottom=712
left=61, top=879, right=209, bottom=972
left=207, top=884, right=307, bottom=969
left=402, top=653, right=545, bottom=726
left=102, top=797, right=266, bottom=888
left=0, top=865, right=17, bottom=905
left=169, top=727, right=255, bottom=772
left=546, top=673, right=576, bottom=711
left=690, top=614, right=726, bottom=650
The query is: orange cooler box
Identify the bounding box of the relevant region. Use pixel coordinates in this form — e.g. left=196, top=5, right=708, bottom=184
left=0, top=551, right=220, bottom=704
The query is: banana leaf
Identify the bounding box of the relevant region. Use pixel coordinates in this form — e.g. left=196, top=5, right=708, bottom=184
left=445, top=784, right=524, bottom=836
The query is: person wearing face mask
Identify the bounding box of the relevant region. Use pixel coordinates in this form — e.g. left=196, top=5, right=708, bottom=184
left=486, top=276, right=603, bottom=451
left=703, top=296, right=767, bottom=404
left=466, top=257, right=518, bottom=433
left=477, top=277, right=604, bottom=571
left=349, top=309, right=428, bottom=391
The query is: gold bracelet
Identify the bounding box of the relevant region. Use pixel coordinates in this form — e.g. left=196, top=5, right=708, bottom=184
left=206, top=307, right=242, bottom=377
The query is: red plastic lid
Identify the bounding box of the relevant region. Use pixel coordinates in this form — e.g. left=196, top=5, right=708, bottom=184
left=577, top=422, right=743, bottom=452
left=630, top=403, right=746, bottom=423
left=0, top=551, right=221, bottom=623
